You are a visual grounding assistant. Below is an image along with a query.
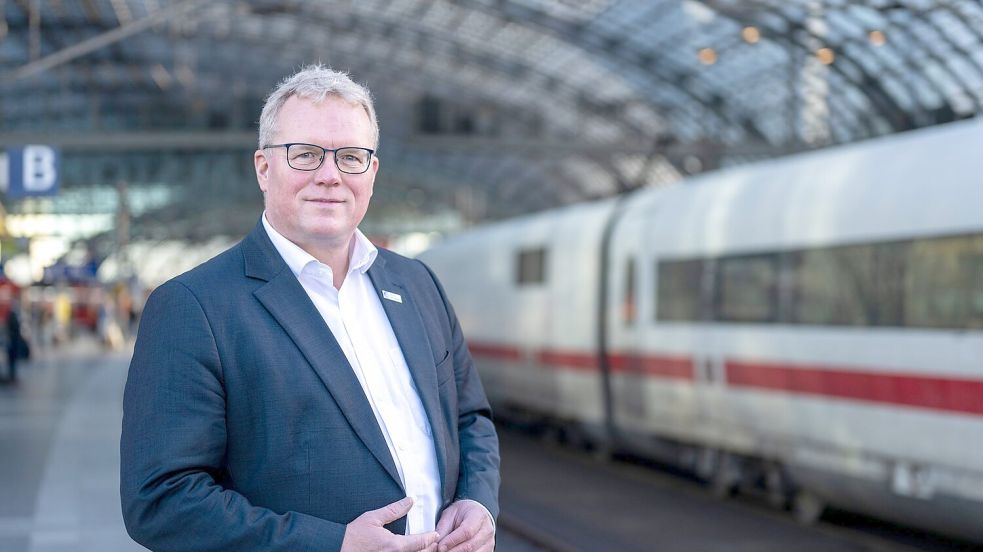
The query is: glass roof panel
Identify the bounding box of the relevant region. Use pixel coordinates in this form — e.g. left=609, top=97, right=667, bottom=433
left=5, top=0, right=983, bottom=221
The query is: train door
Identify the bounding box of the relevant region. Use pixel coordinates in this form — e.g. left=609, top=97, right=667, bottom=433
left=693, top=258, right=728, bottom=447
left=604, top=204, right=654, bottom=447
left=608, top=254, right=649, bottom=435
left=543, top=205, right=609, bottom=430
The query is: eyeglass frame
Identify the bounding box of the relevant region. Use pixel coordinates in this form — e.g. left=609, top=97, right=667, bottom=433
left=262, top=143, right=376, bottom=174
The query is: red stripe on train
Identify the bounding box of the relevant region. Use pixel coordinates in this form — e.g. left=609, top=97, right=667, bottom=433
left=467, top=342, right=522, bottom=361
left=725, top=360, right=983, bottom=416
left=607, top=353, right=693, bottom=380
left=468, top=341, right=983, bottom=416
left=472, top=342, right=693, bottom=379
left=535, top=350, right=595, bottom=370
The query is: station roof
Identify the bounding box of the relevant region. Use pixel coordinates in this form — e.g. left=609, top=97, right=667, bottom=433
left=1, top=0, right=981, bottom=239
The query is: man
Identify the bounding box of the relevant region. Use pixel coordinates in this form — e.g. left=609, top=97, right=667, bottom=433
left=120, top=65, right=499, bottom=552
left=5, top=298, right=24, bottom=381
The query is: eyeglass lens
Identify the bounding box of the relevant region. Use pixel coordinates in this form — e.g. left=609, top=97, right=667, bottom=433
left=286, top=144, right=370, bottom=173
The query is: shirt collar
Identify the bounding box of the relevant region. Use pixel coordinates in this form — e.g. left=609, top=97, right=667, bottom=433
left=262, top=212, right=378, bottom=279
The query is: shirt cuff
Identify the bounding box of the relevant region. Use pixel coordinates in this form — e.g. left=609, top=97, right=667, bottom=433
left=455, top=499, right=496, bottom=530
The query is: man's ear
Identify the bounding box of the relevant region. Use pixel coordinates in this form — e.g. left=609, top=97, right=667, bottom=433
left=367, top=155, right=380, bottom=199
left=254, top=150, right=270, bottom=192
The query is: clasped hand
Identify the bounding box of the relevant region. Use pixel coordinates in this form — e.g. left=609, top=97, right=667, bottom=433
left=341, top=497, right=494, bottom=552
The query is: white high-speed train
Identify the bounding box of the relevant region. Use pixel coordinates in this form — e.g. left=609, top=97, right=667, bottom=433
left=419, top=118, right=983, bottom=542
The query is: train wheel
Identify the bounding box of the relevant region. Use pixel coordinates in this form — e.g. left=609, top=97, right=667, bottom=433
left=711, top=452, right=742, bottom=498
left=698, top=449, right=741, bottom=498
left=694, top=447, right=717, bottom=480
left=791, top=489, right=825, bottom=525
left=764, top=463, right=791, bottom=509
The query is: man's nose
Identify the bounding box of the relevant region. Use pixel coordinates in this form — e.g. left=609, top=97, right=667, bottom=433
left=313, top=154, right=343, bottom=183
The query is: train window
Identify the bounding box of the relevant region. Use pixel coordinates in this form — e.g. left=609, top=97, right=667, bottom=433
left=656, top=259, right=704, bottom=321
left=906, top=234, right=983, bottom=329
left=656, top=233, right=983, bottom=330
left=864, top=242, right=908, bottom=326
left=789, top=242, right=908, bottom=327
left=623, top=257, right=636, bottom=325
left=516, top=247, right=547, bottom=285
left=775, top=252, right=802, bottom=323
left=716, top=254, right=778, bottom=323
left=789, top=247, right=863, bottom=326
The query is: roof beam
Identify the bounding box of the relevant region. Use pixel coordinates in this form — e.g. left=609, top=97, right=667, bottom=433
left=1, top=0, right=207, bottom=83
left=0, top=130, right=256, bottom=151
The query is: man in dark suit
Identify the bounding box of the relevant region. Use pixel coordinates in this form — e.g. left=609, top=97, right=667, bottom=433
left=120, top=65, right=499, bottom=552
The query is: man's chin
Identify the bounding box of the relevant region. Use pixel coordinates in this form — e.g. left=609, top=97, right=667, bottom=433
left=301, top=226, right=356, bottom=244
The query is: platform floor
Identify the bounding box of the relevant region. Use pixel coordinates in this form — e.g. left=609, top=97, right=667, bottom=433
left=0, top=340, right=141, bottom=552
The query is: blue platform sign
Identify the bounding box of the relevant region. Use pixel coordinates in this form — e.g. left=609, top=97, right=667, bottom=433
left=1, top=145, right=60, bottom=198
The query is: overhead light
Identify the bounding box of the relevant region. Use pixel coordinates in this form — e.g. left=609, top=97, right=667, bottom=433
left=110, top=0, right=133, bottom=25
left=150, top=64, right=172, bottom=90
left=817, top=47, right=835, bottom=65
left=868, top=29, right=887, bottom=46
left=176, top=64, right=195, bottom=88
left=742, top=26, right=760, bottom=44
left=698, top=47, right=717, bottom=65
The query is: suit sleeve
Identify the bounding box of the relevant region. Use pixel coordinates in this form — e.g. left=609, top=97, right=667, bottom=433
left=120, top=280, right=345, bottom=552
left=421, top=262, right=501, bottom=520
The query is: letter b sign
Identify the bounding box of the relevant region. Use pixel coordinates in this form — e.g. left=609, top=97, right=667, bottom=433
left=3, top=145, right=60, bottom=198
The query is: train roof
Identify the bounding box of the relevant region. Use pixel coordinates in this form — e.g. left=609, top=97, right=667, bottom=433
left=624, top=117, right=983, bottom=256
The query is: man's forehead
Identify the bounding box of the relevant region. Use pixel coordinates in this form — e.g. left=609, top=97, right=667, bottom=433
left=284, top=94, right=363, bottom=114
left=273, top=94, right=377, bottom=149
left=279, top=95, right=372, bottom=129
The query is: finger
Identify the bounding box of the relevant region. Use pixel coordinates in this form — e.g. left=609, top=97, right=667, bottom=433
left=434, top=507, right=457, bottom=538
left=366, top=496, right=414, bottom=525
left=443, top=528, right=493, bottom=552
left=397, top=530, right=439, bottom=552
left=437, top=520, right=479, bottom=552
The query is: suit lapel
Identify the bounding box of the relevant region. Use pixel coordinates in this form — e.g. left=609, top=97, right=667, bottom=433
left=367, top=255, right=449, bottom=493
left=243, top=223, right=403, bottom=488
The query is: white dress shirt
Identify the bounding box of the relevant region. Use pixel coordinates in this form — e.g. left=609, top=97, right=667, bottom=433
left=262, top=214, right=441, bottom=534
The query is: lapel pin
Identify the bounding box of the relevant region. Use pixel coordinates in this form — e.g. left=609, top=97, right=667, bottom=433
left=382, top=290, right=403, bottom=303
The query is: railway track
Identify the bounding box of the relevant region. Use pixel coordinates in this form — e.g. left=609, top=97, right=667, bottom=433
left=495, top=426, right=981, bottom=552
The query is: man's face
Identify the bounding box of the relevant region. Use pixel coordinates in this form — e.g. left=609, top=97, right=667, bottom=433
left=254, top=95, right=378, bottom=253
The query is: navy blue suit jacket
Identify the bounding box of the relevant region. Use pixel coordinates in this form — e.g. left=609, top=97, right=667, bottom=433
left=120, top=221, right=500, bottom=551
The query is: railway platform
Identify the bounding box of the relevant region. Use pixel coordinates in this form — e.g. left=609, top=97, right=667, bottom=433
left=0, top=339, right=138, bottom=552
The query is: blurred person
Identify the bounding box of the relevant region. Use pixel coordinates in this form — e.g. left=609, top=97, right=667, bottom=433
left=39, top=305, right=55, bottom=349
left=97, top=292, right=124, bottom=351
left=53, top=288, right=71, bottom=344
left=120, top=65, right=499, bottom=552
left=5, top=298, right=27, bottom=381
left=113, top=281, right=135, bottom=338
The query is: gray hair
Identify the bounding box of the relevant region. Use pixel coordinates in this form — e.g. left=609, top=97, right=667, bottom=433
left=257, top=64, right=379, bottom=150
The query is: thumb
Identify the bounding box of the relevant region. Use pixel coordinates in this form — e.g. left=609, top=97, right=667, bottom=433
left=405, top=530, right=440, bottom=552
left=366, top=496, right=414, bottom=526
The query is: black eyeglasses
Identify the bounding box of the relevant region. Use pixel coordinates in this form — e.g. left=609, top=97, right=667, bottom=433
left=263, top=143, right=375, bottom=174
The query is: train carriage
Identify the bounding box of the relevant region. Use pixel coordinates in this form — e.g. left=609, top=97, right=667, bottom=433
left=420, top=117, right=983, bottom=541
